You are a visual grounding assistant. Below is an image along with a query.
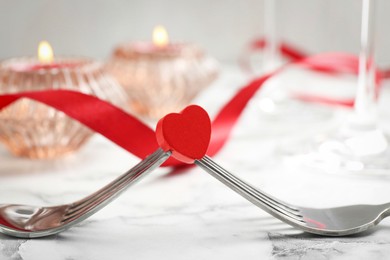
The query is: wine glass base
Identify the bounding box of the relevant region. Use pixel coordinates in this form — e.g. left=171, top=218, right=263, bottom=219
left=283, top=127, right=390, bottom=176
left=253, top=72, right=340, bottom=128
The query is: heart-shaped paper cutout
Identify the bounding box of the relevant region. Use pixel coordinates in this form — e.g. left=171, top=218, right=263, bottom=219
left=156, top=105, right=211, bottom=164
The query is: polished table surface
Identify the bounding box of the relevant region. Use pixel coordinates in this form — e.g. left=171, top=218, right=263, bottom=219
left=1, top=65, right=390, bottom=259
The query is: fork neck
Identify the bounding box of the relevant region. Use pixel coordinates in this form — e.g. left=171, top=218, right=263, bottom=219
left=381, top=203, right=390, bottom=218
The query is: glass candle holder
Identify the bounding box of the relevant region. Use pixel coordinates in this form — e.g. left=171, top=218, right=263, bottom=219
left=106, top=42, right=218, bottom=118
left=0, top=57, right=128, bottom=159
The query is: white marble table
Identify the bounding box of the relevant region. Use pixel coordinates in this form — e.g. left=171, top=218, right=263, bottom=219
left=1, top=65, right=390, bottom=260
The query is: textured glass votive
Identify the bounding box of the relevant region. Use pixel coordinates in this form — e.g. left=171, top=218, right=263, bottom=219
left=0, top=57, right=128, bottom=159
left=106, top=42, right=218, bottom=118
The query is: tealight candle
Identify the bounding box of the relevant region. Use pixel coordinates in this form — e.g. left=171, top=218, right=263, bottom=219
left=106, top=26, right=218, bottom=118
left=0, top=41, right=128, bottom=159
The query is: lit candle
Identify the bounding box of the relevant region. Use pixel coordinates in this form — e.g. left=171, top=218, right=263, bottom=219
left=9, top=41, right=81, bottom=72
left=38, top=41, right=54, bottom=63
left=107, top=25, right=218, bottom=118
left=0, top=41, right=128, bottom=159
left=124, top=25, right=182, bottom=55
left=153, top=25, right=169, bottom=48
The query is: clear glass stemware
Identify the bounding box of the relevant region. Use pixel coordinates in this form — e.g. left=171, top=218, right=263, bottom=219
left=285, top=0, right=390, bottom=174
left=255, top=0, right=333, bottom=127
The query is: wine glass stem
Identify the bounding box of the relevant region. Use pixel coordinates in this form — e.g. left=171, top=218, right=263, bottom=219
left=264, top=0, right=279, bottom=71
left=354, top=0, right=377, bottom=125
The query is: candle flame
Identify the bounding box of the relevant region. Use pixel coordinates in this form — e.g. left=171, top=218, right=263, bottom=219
left=153, top=25, right=169, bottom=47
left=38, top=41, right=54, bottom=63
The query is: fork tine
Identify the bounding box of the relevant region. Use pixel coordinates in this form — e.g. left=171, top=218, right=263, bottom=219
left=61, top=149, right=170, bottom=224
left=197, top=157, right=305, bottom=222
left=202, top=156, right=301, bottom=213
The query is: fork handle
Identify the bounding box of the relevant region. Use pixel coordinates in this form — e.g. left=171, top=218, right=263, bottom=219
left=64, top=148, right=171, bottom=225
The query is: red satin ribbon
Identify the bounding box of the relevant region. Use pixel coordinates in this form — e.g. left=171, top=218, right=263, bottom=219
left=247, top=37, right=390, bottom=79
left=0, top=52, right=368, bottom=167
left=210, top=52, right=379, bottom=156
left=0, top=91, right=159, bottom=158
left=241, top=38, right=385, bottom=107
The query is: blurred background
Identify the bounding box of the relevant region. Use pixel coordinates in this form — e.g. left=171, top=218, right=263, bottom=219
left=0, top=0, right=390, bottom=64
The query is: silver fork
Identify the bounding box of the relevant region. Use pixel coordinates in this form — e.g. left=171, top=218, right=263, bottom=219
left=0, top=148, right=171, bottom=238
left=196, top=156, right=390, bottom=236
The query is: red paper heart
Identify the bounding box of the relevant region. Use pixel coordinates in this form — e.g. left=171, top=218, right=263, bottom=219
left=156, top=105, right=211, bottom=164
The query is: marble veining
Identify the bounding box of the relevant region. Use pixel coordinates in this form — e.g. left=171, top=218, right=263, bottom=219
left=269, top=232, right=390, bottom=260
left=0, top=65, right=390, bottom=259
left=0, top=239, right=27, bottom=260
